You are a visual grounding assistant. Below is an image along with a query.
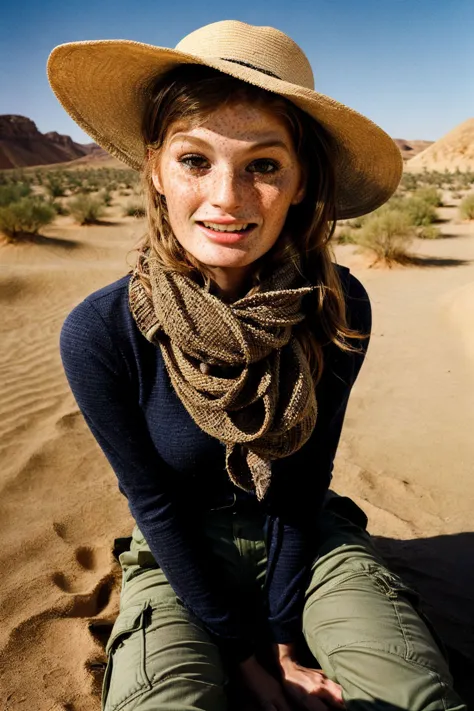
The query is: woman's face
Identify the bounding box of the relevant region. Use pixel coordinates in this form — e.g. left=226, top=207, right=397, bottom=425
left=150, top=101, right=306, bottom=279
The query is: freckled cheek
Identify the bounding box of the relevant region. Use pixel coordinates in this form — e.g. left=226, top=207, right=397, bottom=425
left=258, top=182, right=295, bottom=223
left=164, top=174, right=203, bottom=220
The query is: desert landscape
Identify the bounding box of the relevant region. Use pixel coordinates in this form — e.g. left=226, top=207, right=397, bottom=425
left=0, top=116, right=473, bottom=710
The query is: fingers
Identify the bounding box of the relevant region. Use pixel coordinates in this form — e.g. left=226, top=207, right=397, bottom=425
left=321, top=679, right=344, bottom=709
left=316, top=677, right=344, bottom=708
left=292, top=667, right=343, bottom=710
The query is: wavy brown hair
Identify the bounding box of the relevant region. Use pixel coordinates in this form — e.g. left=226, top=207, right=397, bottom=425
left=128, top=64, right=368, bottom=384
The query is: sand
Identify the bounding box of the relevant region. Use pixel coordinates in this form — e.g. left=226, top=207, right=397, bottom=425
left=0, top=193, right=473, bottom=709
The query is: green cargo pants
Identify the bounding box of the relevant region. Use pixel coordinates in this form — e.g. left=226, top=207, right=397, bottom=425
left=101, top=495, right=466, bottom=711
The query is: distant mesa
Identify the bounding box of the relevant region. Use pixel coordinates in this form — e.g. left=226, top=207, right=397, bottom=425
left=0, top=115, right=113, bottom=170
left=405, top=118, right=474, bottom=172
left=394, top=139, right=433, bottom=161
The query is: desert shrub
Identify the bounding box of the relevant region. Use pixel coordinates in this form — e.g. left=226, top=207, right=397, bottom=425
left=76, top=183, right=96, bottom=194
left=346, top=215, right=365, bottom=229
left=123, top=200, right=146, bottom=218
left=336, top=228, right=356, bottom=244
left=351, top=209, right=414, bottom=264
left=456, top=171, right=474, bottom=190
left=45, top=177, right=66, bottom=199
left=0, top=182, right=32, bottom=206
left=100, top=188, right=113, bottom=206
left=0, top=198, right=56, bottom=241
left=416, top=224, right=441, bottom=239
left=68, top=194, right=105, bottom=224
left=459, top=193, right=474, bottom=220
left=412, top=187, right=442, bottom=207
left=50, top=200, right=70, bottom=216
left=403, top=196, right=438, bottom=226
left=401, top=173, right=419, bottom=192
left=372, top=196, right=405, bottom=214
left=401, top=170, right=474, bottom=192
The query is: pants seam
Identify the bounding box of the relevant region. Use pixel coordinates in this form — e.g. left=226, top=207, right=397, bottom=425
left=148, top=671, right=224, bottom=689
left=328, top=642, right=452, bottom=681
left=391, top=596, right=410, bottom=661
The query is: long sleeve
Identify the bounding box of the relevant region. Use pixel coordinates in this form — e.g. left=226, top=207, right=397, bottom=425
left=59, top=297, right=255, bottom=662
left=263, top=271, right=372, bottom=642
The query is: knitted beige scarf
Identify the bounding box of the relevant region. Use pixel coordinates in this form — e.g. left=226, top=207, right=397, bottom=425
left=128, top=253, right=318, bottom=500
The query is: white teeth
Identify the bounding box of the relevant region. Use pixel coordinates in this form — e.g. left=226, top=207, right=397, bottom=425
left=202, top=221, right=249, bottom=232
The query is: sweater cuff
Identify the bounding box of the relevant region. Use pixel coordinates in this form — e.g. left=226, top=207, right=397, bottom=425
left=267, top=616, right=302, bottom=645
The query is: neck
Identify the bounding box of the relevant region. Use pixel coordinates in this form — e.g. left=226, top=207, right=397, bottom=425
left=208, top=265, right=253, bottom=303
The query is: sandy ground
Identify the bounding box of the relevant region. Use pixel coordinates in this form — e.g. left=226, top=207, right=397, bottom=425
left=0, top=192, right=473, bottom=709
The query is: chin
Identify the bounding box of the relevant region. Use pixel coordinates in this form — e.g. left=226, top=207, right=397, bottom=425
left=194, top=250, right=259, bottom=270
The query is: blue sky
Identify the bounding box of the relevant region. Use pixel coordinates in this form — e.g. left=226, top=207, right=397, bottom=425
left=1, top=0, right=472, bottom=144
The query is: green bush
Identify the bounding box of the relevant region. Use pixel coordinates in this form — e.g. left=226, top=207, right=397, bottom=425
left=45, top=177, right=66, bottom=199
left=346, top=216, right=365, bottom=229
left=416, top=224, right=441, bottom=239
left=400, top=173, right=419, bottom=192
left=0, top=198, right=56, bottom=241
left=100, top=188, right=113, bottom=206
left=400, top=170, right=474, bottom=193
left=459, top=193, right=474, bottom=220
left=50, top=200, right=70, bottom=216
left=403, top=196, right=438, bottom=226
left=351, top=209, right=414, bottom=264
left=0, top=182, right=32, bottom=206
left=123, top=201, right=146, bottom=218
left=412, top=187, right=442, bottom=207
left=68, top=194, right=106, bottom=225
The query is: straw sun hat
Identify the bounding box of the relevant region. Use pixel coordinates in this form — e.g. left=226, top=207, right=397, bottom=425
left=47, top=19, right=403, bottom=219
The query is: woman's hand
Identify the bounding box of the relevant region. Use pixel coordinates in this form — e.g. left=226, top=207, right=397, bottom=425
left=238, top=654, right=293, bottom=711
left=276, top=644, right=344, bottom=710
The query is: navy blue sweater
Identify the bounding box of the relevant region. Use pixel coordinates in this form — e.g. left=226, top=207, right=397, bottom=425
left=59, top=264, right=371, bottom=663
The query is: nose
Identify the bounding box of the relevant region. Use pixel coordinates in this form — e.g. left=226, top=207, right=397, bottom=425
left=208, top=165, right=245, bottom=211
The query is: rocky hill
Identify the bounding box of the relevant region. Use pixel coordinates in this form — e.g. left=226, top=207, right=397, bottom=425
left=406, top=118, right=474, bottom=172
left=394, top=139, right=433, bottom=161
left=0, top=115, right=97, bottom=169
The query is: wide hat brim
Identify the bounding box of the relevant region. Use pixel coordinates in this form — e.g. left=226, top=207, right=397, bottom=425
left=47, top=36, right=403, bottom=220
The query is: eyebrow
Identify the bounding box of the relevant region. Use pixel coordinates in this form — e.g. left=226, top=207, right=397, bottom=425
left=169, top=133, right=290, bottom=152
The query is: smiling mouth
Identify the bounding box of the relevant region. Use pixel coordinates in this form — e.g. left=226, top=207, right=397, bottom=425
left=196, top=221, right=257, bottom=234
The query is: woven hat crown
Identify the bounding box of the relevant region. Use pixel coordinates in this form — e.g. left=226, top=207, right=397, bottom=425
left=175, top=20, right=315, bottom=90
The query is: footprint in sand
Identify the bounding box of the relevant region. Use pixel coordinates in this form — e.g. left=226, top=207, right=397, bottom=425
left=52, top=544, right=115, bottom=617
left=75, top=545, right=104, bottom=570
left=52, top=520, right=69, bottom=541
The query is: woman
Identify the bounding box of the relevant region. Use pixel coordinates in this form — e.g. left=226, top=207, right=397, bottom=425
left=48, top=20, right=465, bottom=711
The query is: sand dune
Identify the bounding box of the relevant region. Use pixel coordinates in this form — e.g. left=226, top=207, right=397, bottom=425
left=0, top=197, right=473, bottom=709
left=406, top=117, right=474, bottom=172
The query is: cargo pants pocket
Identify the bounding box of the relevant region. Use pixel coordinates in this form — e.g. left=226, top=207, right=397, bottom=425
left=101, top=601, right=152, bottom=711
